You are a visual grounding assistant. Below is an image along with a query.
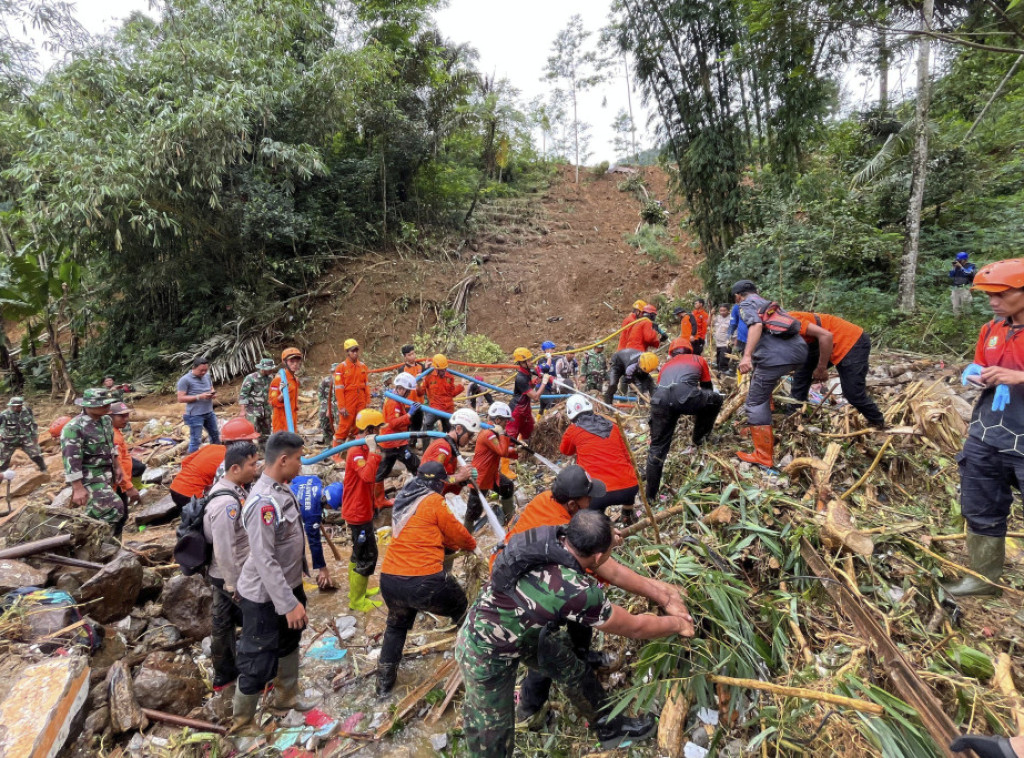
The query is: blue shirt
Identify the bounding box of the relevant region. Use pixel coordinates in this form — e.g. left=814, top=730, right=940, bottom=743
left=176, top=371, right=214, bottom=416
left=729, top=304, right=749, bottom=343
left=949, top=262, right=977, bottom=287
left=291, top=475, right=341, bottom=570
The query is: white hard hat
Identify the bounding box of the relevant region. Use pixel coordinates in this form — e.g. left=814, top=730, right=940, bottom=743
left=3, top=469, right=15, bottom=481
left=394, top=372, right=418, bottom=391
left=450, top=408, right=482, bottom=434
left=566, top=394, right=594, bottom=421
left=487, top=401, right=512, bottom=419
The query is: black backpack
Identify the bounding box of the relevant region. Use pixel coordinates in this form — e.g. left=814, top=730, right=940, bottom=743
left=174, top=489, right=243, bottom=576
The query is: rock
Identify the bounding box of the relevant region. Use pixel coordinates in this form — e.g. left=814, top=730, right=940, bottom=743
left=108, top=659, right=148, bottom=733
left=55, top=572, right=83, bottom=593
left=160, top=574, right=212, bottom=640
left=138, top=486, right=164, bottom=504
left=51, top=487, right=74, bottom=509
left=0, top=558, right=49, bottom=592
left=0, top=654, right=90, bottom=758
left=201, top=636, right=212, bottom=657
left=132, top=651, right=204, bottom=715
left=144, top=617, right=183, bottom=648
left=430, top=733, right=448, bottom=751
left=141, top=467, right=168, bottom=485
left=83, top=704, right=110, bottom=736
left=77, top=553, right=143, bottom=623
left=8, top=468, right=51, bottom=497
left=115, top=615, right=149, bottom=644
left=684, top=743, right=709, bottom=758
left=139, top=568, right=164, bottom=602
left=690, top=726, right=710, bottom=748
left=134, top=494, right=181, bottom=526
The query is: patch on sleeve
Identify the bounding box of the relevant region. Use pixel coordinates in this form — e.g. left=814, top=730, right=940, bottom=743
left=261, top=503, right=277, bottom=526
left=226, top=501, right=239, bottom=521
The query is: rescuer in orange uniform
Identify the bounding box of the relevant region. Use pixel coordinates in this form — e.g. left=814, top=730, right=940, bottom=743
left=421, top=354, right=464, bottom=439
left=622, top=305, right=663, bottom=352
left=268, top=347, right=303, bottom=433
left=375, top=372, right=421, bottom=510
left=692, top=299, right=710, bottom=356
left=400, top=345, right=426, bottom=435
left=168, top=417, right=262, bottom=510
left=421, top=407, right=480, bottom=496
left=472, top=401, right=519, bottom=524
left=333, top=339, right=369, bottom=444
left=343, top=409, right=385, bottom=612
left=617, top=300, right=646, bottom=350
left=506, top=348, right=552, bottom=441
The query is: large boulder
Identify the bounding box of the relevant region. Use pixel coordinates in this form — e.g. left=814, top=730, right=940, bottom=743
left=0, top=559, right=49, bottom=593
left=7, top=467, right=51, bottom=498
left=159, top=573, right=212, bottom=640
left=133, top=494, right=180, bottom=526
left=107, top=659, right=148, bottom=734
left=0, top=654, right=90, bottom=758
left=132, top=651, right=204, bottom=715
left=77, top=553, right=143, bottom=623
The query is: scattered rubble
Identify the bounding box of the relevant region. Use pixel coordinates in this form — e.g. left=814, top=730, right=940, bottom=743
left=159, top=573, right=212, bottom=640
left=77, top=553, right=143, bottom=623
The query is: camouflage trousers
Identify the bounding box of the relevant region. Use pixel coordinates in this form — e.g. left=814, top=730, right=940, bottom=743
left=318, top=411, right=334, bottom=445
left=455, top=624, right=603, bottom=757
left=83, top=476, right=125, bottom=525
left=0, top=437, right=43, bottom=469
left=246, top=409, right=272, bottom=440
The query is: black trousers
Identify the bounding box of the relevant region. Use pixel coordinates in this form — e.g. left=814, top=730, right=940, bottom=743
left=170, top=489, right=191, bottom=510
left=237, top=585, right=306, bottom=695
left=645, top=390, right=723, bottom=501
left=589, top=485, right=638, bottom=512
left=209, top=579, right=243, bottom=687
left=376, top=445, right=420, bottom=482
left=519, top=622, right=598, bottom=715
left=379, top=572, right=468, bottom=665
left=349, top=521, right=378, bottom=576
left=715, top=346, right=730, bottom=372
left=692, top=338, right=706, bottom=356
left=958, top=435, right=1024, bottom=537
left=790, top=333, right=885, bottom=427
left=604, top=362, right=656, bottom=405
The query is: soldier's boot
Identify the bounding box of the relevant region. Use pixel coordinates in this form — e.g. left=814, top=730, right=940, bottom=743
left=230, top=689, right=260, bottom=732
left=29, top=455, right=47, bottom=473
left=736, top=425, right=774, bottom=468
left=942, top=532, right=1005, bottom=596
left=375, top=662, right=399, bottom=698
left=271, top=650, right=318, bottom=712
left=348, top=563, right=381, bottom=611
left=596, top=713, right=658, bottom=749
left=500, top=495, right=516, bottom=524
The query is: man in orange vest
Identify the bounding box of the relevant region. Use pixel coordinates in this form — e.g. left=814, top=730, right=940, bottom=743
left=616, top=300, right=646, bottom=351
left=376, top=372, right=422, bottom=509
left=692, top=299, right=709, bottom=356
left=421, top=354, right=464, bottom=440
left=333, top=339, right=369, bottom=444
left=622, top=305, right=663, bottom=352
left=342, top=409, right=386, bottom=612
left=400, top=345, right=426, bottom=435
left=268, top=348, right=302, bottom=434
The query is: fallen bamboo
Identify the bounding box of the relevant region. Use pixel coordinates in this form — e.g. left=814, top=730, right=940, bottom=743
left=706, top=675, right=883, bottom=714
left=140, top=708, right=226, bottom=735
left=619, top=504, right=689, bottom=539
left=403, top=635, right=455, bottom=656
left=426, top=668, right=463, bottom=725
left=38, top=552, right=103, bottom=570
left=817, top=426, right=918, bottom=440
left=657, top=682, right=690, bottom=758
left=374, top=658, right=457, bottom=739
left=0, top=534, right=73, bottom=559
left=839, top=437, right=893, bottom=500
left=931, top=530, right=1024, bottom=542
left=901, top=536, right=1024, bottom=596
left=993, top=653, right=1024, bottom=734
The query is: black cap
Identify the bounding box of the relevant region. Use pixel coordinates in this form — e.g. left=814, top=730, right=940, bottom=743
left=672, top=306, right=687, bottom=315
left=730, top=279, right=757, bottom=296
left=401, top=344, right=415, bottom=356
left=417, top=461, right=448, bottom=492
left=552, top=464, right=607, bottom=502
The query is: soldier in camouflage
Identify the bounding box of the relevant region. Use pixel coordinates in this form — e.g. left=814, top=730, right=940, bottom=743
left=238, top=358, right=275, bottom=440
left=61, top=388, right=125, bottom=525
left=0, top=397, right=46, bottom=472
left=581, top=345, right=607, bottom=393
left=456, top=510, right=692, bottom=756
left=317, top=364, right=339, bottom=444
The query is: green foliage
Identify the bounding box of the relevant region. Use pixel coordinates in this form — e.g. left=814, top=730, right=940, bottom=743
left=639, top=199, right=668, bottom=225
left=617, top=175, right=647, bottom=198
left=625, top=225, right=678, bottom=264
left=412, top=310, right=505, bottom=364
left=590, top=161, right=610, bottom=177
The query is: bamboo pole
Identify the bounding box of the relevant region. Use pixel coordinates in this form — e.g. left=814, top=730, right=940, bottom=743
left=840, top=437, right=893, bottom=500
left=706, top=676, right=883, bottom=714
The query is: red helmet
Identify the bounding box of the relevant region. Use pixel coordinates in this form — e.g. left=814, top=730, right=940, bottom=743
left=669, top=338, right=693, bottom=355
left=49, top=416, right=72, bottom=439
left=973, top=259, right=1024, bottom=293
left=221, top=417, right=260, bottom=441
left=642, top=304, right=658, bottom=315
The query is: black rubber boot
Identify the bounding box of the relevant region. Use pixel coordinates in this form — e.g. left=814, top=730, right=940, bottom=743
left=376, top=662, right=399, bottom=698
left=950, top=735, right=1018, bottom=758
left=30, top=455, right=47, bottom=473
left=596, top=713, right=658, bottom=749
left=942, top=532, right=1005, bottom=596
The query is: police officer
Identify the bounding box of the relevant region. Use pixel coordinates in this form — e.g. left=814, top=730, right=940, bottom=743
left=0, top=397, right=46, bottom=472
left=233, top=431, right=313, bottom=729
left=457, top=509, right=694, bottom=756
left=203, top=441, right=260, bottom=692
left=604, top=349, right=659, bottom=405
left=290, top=474, right=344, bottom=590
left=238, top=358, right=276, bottom=440
left=645, top=338, right=723, bottom=503
left=61, top=388, right=124, bottom=525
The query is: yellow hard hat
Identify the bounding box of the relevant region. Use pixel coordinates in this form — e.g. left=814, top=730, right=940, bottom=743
left=632, top=299, right=647, bottom=310
left=432, top=353, right=449, bottom=370
left=355, top=408, right=385, bottom=430
left=344, top=338, right=359, bottom=351
left=513, top=347, right=533, bottom=362
left=639, top=352, right=659, bottom=373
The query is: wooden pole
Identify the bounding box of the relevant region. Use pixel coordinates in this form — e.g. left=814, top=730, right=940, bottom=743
left=0, top=534, right=73, bottom=559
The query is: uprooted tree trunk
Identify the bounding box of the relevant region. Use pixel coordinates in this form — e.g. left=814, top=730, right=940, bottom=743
left=47, top=285, right=76, bottom=402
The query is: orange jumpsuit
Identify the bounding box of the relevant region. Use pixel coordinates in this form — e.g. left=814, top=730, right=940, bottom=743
left=268, top=369, right=299, bottom=433
left=617, top=313, right=638, bottom=350
left=333, top=358, right=369, bottom=442
left=114, top=428, right=133, bottom=493
left=401, top=361, right=425, bottom=403
left=623, top=318, right=661, bottom=351
left=421, top=371, right=464, bottom=413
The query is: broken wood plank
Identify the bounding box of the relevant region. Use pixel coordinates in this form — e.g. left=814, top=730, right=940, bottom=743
left=141, top=708, right=226, bottom=735
left=0, top=534, right=73, bottom=559
left=426, top=668, right=463, bottom=725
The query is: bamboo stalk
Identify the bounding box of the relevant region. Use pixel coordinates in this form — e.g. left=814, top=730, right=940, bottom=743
left=707, top=675, right=883, bottom=714
left=141, top=708, right=226, bottom=735
left=993, top=653, right=1024, bottom=734
left=839, top=437, right=893, bottom=500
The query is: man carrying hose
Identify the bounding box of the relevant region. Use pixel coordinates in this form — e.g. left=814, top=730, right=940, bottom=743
left=421, top=354, right=464, bottom=442
left=268, top=348, right=303, bottom=434
left=472, top=402, right=519, bottom=524
left=342, top=409, right=385, bottom=612
left=506, top=347, right=552, bottom=441
left=616, top=300, right=646, bottom=351
left=375, top=372, right=422, bottom=509
left=333, top=339, right=369, bottom=444
left=622, top=305, right=664, bottom=353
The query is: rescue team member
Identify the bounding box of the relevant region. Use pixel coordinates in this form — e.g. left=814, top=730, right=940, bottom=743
left=788, top=311, right=887, bottom=429
left=733, top=280, right=809, bottom=468
left=692, top=299, right=709, bottom=356
left=728, top=301, right=748, bottom=359
left=950, top=250, right=977, bottom=315
left=458, top=509, right=694, bottom=756
left=645, top=339, right=723, bottom=504
left=0, top=396, right=46, bottom=472
left=622, top=305, right=663, bottom=352
left=537, top=342, right=559, bottom=415
left=616, top=300, right=646, bottom=350
left=177, top=356, right=220, bottom=453
left=61, top=388, right=124, bottom=526
left=342, top=409, right=385, bottom=612
left=674, top=307, right=698, bottom=343
left=333, top=339, right=369, bottom=443
left=507, top=348, right=552, bottom=441
left=238, top=358, right=276, bottom=440
left=712, top=305, right=732, bottom=371
left=400, top=345, right=426, bottom=435
left=291, top=475, right=344, bottom=590
left=376, top=462, right=479, bottom=697
left=375, top=372, right=422, bottom=508
left=945, top=259, right=1024, bottom=596
left=422, top=407, right=480, bottom=495
left=233, top=432, right=313, bottom=728
left=581, top=344, right=608, bottom=393
left=472, top=402, right=519, bottom=524
left=203, top=441, right=260, bottom=692
left=561, top=395, right=639, bottom=523
left=109, top=403, right=141, bottom=535
left=421, top=354, right=464, bottom=437
left=496, top=466, right=692, bottom=728
left=168, top=418, right=261, bottom=510
left=316, top=364, right=339, bottom=444
left=268, top=348, right=303, bottom=434
left=604, top=350, right=659, bottom=405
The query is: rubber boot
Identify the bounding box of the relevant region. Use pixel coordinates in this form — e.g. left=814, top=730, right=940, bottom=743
left=373, top=482, right=393, bottom=511
left=500, top=496, right=515, bottom=524
left=271, top=649, right=318, bottom=712
left=30, top=455, right=47, bottom=473
left=348, top=563, right=382, bottom=611
left=376, top=662, right=399, bottom=698
left=942, top=532, right=1005, bottom=596
left=230, top=689, right=260, bottom=732
left=736, top=425, right=774, bottom=468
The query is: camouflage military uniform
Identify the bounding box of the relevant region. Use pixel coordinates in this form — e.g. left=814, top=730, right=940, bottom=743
left=0, top=403, right=45, bottom=470
left=455, top=564, right=614, bottom=757
left=61, top=409, right=122, bottom=524
left=239, top=370, right=272, bottom=438
left=581, top=349, right=608, bottom=392
left=317, top=367, right=339, bottom=444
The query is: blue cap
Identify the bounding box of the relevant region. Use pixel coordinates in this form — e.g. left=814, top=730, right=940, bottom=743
left=957, top=251, right=970, bottom=261
left=541, top=341, right=556, bottom=351
left=325, top=482, right=344, bottom=510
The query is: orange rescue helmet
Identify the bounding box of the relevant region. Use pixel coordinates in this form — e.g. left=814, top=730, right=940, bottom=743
left=49, top=415, right=72, bottom=439
left=638, top=352, right=659, bottom=373
left=356, top=408, right=385, bottom=430
left=669, top=338, right=693, bottom=355
left=642, top=304, right=658, bottom=315
left=973, top=259, right=1024, bottom=293
left=432, top=354, right=449, bottom=370
left=221, top=417, right=260, bottom=441
left=281, top=347, right=303, bottom=361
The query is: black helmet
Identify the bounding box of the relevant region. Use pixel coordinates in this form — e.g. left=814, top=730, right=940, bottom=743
left=730, top=279, right=757, bottom=296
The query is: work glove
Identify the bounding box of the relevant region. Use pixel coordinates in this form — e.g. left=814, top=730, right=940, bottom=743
left=409, top=403, right=421, bottom=415
left=993, top=384, right=1012, bottom=412
left=961, top=363, right=983, bottom=386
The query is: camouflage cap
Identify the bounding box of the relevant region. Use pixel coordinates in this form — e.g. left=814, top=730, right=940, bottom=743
left=80, top=388, right=114, bottom=408
left=257, top=358, right=276, bottom=370
left=7, top=397, right=24, bottom=406
left=109, top=402, right=131, bottom=415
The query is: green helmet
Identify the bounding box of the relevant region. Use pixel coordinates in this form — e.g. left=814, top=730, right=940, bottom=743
left=257, top=358, right=276, bottom=371
left=7, top=397, right=24, bottom=407
left=79, top=388, right=114, bottom=408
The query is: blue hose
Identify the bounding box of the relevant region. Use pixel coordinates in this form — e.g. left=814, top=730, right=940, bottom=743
left=383, top=391, right=496, bottom=431
left=301, top=431, right=448, bottom=465
left=278, top=369, right=295, bottom=433
left=445, top=368, right=637, bottom=403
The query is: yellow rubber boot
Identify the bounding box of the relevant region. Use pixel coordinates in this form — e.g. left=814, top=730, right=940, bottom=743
left=348, top=563, right=382, bottom=612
